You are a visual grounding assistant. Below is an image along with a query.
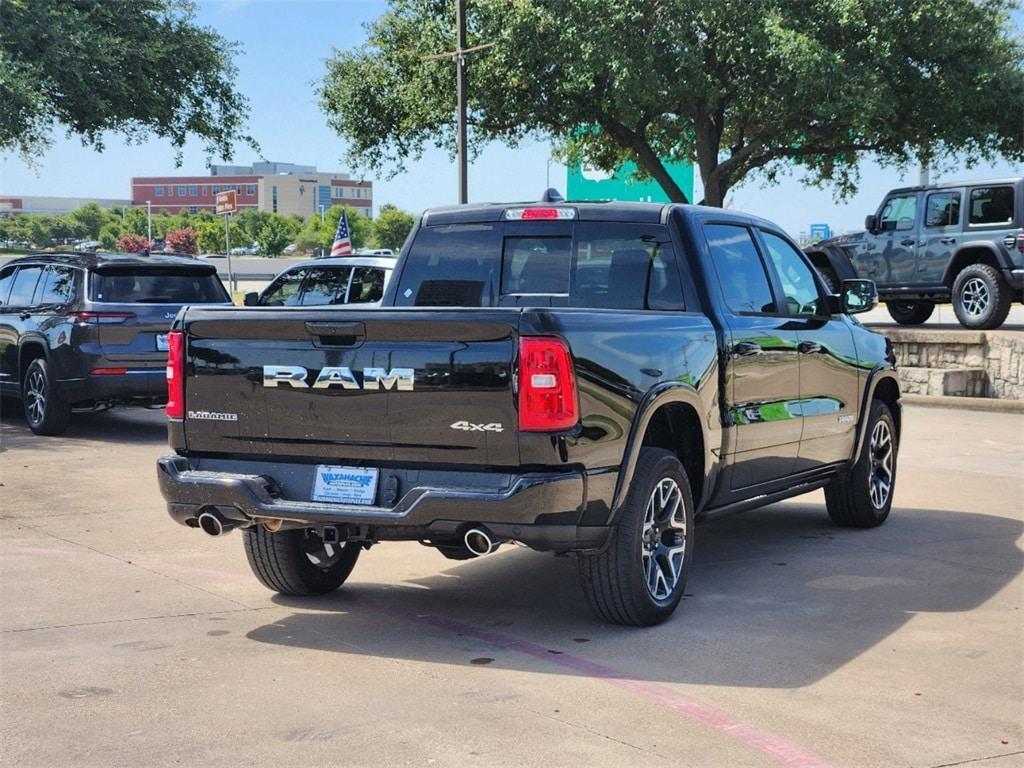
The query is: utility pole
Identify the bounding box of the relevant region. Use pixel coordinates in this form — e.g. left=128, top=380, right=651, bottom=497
left=145, top=200, right=152, bottom=245
left=456, top=0, right=468, bottom=204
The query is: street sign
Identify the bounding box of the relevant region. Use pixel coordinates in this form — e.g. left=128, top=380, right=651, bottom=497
left=215, top=189, right=237, bottom=215
left=809, top=223, right=832, bottom=241
left=566, top=158, right=693, bottom=203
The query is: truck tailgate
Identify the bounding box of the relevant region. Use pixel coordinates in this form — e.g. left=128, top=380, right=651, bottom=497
left=180, top=308, right=522, bottom=466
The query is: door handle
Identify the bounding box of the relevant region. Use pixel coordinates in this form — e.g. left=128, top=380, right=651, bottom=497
left=731, top=341, right=762, bottom=357
left=900, top=239, right=915, bottom=247
left=939, top=237, right=956, bottom=244
left=19, top=312, right=31, bottom=321
left=798, top=341, right=822, bottom=355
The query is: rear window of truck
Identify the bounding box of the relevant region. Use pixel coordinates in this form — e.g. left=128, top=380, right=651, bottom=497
left=90, top=268, right=229, bottom=304
left=394, top=222, right=685, bottom=310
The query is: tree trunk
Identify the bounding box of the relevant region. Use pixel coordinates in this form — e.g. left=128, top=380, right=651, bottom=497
left=694, top=117, right=728, bottom=208
left=631, top=142, right=690, bottom=204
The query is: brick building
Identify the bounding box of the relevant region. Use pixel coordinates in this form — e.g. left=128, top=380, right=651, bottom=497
left=131, top=162, right=373, bottom=218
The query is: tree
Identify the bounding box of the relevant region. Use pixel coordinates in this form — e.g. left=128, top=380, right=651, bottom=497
left=117, top=233, right=150, bottom=253
left=165, top=226, right=199, bottom=254
left=255, top=216, right=293, bottom=256
left=320, top=0, right=1024, bottom=207
left=1, top=0, right=254, bottom=162
left=296, top=206, right=371, bottom=252
left=68, top=204, right=108, bottom=240
left=372, top=204, right=415, bottom=251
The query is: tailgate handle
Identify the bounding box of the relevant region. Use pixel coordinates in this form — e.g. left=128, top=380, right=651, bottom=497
left=305, top=321, right=365, bottom=347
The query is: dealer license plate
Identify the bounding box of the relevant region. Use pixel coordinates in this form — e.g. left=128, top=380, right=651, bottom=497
left=156, top=334, right=169, bottom=351
left=312, top=465, right=379, bottom=506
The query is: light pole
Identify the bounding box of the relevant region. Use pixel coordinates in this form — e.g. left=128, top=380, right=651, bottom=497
left=319, top=204, right=325, bottom=223
left=145, top=200, right=152, bottom=246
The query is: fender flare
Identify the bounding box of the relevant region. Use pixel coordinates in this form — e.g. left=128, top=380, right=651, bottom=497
left=942, top=241, right=1013, bottom=286
left=804, top=244, right=858, bottom=282
left=17, top=335, right=50, bottom=380
left=850, top=364, right=901, bottom=467
left=608, top=381, right=720, bottom=522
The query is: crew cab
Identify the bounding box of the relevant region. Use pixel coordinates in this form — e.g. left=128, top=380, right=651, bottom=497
left=156, top=202, right=901, bottom=626
left=0, top=252, right=231, bottom=435
left=806, top=177, right=1024, bottom=329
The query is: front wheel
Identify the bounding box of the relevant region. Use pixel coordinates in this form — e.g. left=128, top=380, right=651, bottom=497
left=22, top=358, right=71, bottom=436
left=578, top=448, right=694, bottom=626
left=951, top=263, right=1012, bottom=330
left=243, top=526, right=361, bottom=595
left=886, top=300, right=934, bottom=325
left=825, top=400, right=898, bottom=527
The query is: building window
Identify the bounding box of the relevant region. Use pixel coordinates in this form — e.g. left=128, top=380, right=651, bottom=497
left=201, top=185, right=208, bottom=196
left=236, top=185, right=243, bottom=194
left=272, top=185, right=278, bottom=213
left=212, top=184, right=221, bottom=194
left=178, top=185, right=186, bottom=196
left=167, top=186, right=174, bottom=197
left=188, top=185, right=198, bottom=196
left=154, top=185, right=164, bottom=197
left=189, top=206, right=198, bottom=214
left=247, top=184, right=255, bottom=195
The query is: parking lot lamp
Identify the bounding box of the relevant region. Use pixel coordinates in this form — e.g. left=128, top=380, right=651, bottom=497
left=145, top=200, right=152, bottom=246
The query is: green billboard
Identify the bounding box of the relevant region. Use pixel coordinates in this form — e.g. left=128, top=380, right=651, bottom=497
left=566, top=158, right=694, bottom=203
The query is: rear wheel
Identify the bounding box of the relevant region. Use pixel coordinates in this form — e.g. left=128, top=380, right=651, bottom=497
left=825, top=400, right=897, bottom=528
left=886, top=300, right=935, bottom=325
left=243, top=526, right=361, bottom=595
left=578, top=448, right=694, bottom=626
left=22, top=358, right=71, bottom=436
left=951, top=263, right=1012, bottom=330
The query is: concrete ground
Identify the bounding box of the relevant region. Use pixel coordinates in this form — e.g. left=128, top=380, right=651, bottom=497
left=860, top=301, right=1023, bottom=331
left=0, top=404, right=1021, bottom=768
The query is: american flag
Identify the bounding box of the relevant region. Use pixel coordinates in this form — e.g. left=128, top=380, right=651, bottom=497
left=329, top=209, right=353, bottom=257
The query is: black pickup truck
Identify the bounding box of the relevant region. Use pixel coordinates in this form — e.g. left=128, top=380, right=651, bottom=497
left=156, top=201, right=901, bottom=626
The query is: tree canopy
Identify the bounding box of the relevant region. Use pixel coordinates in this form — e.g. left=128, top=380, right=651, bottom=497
left=320, top=0, right=1024, bottom=206
left=0, top=0, right=254, bottom=161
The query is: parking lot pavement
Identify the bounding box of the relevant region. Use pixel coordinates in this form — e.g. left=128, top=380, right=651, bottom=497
left=1, top=405, right=1021, bottom=768
left=861, top=302, right=1024, bottom=330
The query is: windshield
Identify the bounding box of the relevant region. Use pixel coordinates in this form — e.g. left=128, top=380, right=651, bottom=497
left=90, top=268, right=229, bottom=304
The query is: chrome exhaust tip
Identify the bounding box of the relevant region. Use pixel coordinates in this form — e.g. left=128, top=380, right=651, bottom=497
left=464, top=527, right=498, bottom=557
left=198, top=510, right=235, bottom=537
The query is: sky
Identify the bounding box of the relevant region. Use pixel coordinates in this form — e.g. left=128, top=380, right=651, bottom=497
left=1, top=0, right=1021, bottom=238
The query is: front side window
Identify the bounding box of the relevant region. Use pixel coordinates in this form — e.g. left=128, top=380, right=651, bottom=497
left=7, top=266, right=43, bottom=308
left=704, top=224, right=775, bottom=314
left=925, top=192, right=961, bottom=227
left=879, top=195, right=918, bottom=231
left=348, top=267, right=386, bottom=303
left=969, top=186, right=1014, bottom=225
left=760, top=231, right=824, bottom=316
left=37, top=266, right=77, bottom=305
left=299, top=267, right=351, bottom=306
left=0, top=267, right=16, bottom=307
left=260, top=269, right=306, bottom=306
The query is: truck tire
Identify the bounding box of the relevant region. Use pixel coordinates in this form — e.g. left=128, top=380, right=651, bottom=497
left=825, top=400, right=897, bottom=528
left=886, top=300, right=934, bottom=325
left=578, top=448, right=694, bottom=626
left=243, top=526, right=360, bottom=595
left=817, top=266, right=839, bottom=294
left=22, top=358, right=71, bottom=436
left=951, top=263, right=1012, bottom=330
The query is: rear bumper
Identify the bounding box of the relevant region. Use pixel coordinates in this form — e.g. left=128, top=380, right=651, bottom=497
left=58, top=369, right=166, bottom=405
left=156, top=455, right=611, bottom=552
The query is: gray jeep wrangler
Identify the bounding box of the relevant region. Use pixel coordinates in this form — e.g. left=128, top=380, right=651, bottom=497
left=806, top=177, right=1023, bottom=329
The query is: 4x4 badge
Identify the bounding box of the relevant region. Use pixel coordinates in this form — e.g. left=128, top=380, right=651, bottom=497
left=450, top=421, right=504, bottom=433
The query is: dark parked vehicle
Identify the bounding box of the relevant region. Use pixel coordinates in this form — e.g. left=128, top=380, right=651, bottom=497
left=806, top=177, right=1024, bottom=329
left=157, top=201, right=901, bottom=626
left=0, top=252, right=231, bottom=435
left=243, top=256, right=394, bottom=308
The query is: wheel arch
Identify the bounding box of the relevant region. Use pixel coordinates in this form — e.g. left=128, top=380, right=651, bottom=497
left=804, top=245, right=858, bottom=282
left=943, top=243, right=1010, bottom=287
left=610, top=383, right=718, bottom=522
left=18, top=338, right=49, bottom=383
left=851, top=367, right=901, bottom=466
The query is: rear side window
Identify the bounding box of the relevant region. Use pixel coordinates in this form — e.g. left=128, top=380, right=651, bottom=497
left=969, top=186, right=1014, bottom=225
left=91, top=268, right=228, bottom=303
left=0, top=268, right=15, bottom=307
left=36, top=266, right=77, bottom=305
left=925, top=192, right=961, bottom=227
left=7, top=266, right=43, bottom=308
left=395, top=221, right=684, bottom=310
left=348, top=267, right=387, bottom=304
left=261, top=269, right=306, bottom=306
left=300, top=267, right=351, bottom=306
left=704, top=224, right=775, bottom=314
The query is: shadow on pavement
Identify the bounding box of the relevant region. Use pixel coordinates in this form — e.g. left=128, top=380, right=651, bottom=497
left=247, top=502, right=1022, bottom=688
left=0, top=401, right=167, bottom=450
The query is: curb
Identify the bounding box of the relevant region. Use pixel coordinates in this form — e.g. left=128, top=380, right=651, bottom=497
left=902, top=394, right=1024, bottom=414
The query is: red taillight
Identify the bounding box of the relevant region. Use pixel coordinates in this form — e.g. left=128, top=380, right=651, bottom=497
left=518, top=336, right=578, bottom=432
left=67, top=311, right=136, bottom=324
left=89, top=368, right=128, bottom=376
left=165, top=330, right=185, bottom=420
left=1017, top=233, right=1024, bottom=254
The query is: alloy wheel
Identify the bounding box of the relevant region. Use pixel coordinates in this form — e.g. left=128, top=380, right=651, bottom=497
left=640, top=478, right=687, bottom=601
left=960, top=277, right=990, bottom=317
left=302, top=531, right=346, bottom=569
left=868, top=420, right=894, bottom=509
left=25, top=369, right=46, bottom=425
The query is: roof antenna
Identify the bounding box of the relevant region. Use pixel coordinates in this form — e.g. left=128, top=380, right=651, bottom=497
left=541, top=187, right=564, bottom=203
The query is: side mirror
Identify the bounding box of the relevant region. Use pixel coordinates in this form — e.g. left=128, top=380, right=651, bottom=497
left=243, top=292, right=259, bottom=306
left=864, top=214, right=879, bottom=233
left=841, top=279, right=877, bottom=315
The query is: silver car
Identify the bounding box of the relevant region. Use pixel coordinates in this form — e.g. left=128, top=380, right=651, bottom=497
left=245, top=257, right=395, bottom=307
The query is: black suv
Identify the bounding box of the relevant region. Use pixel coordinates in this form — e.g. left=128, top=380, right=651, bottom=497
left=0, top=252, right=231, bottom=435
